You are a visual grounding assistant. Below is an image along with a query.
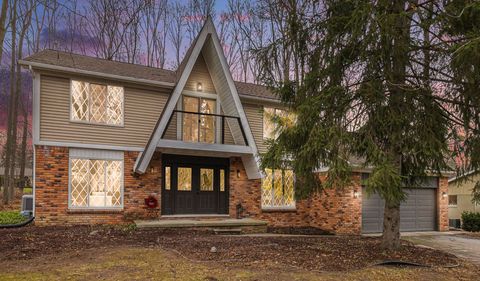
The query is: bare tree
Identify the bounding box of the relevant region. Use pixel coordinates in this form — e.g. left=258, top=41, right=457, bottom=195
left=85, top=0, right=146, bottom=61
left=4, top=0, right=18, bottom=204
left=140, top=0, right=169, bottom=68
left=0, top=0, right=8, bottom=64
left=167, top=1, right=186, bottom=68
left=17, top=0, right=34, bottom=191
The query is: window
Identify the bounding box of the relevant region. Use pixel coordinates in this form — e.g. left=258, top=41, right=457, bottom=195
left=220, top=169, right=225, bottom=192
left=449, top=195, right=458, bottom=206
left=71, top=80, right=124, bottom=126
left=200, top=168, right=214, bottom=191
left=263, top=107, right=295, bottom=139
left=261, top=168, right=295, bottom=209
left=164, top=166, right=171, bottom=190
left=178, top=167, right=192, bottom=191
left=69, top=158, right=123, bottom=208
left=182, top=96, right=216, bottom=143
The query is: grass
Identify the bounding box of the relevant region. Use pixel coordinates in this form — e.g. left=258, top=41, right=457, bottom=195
left=23, top=187, right=33, bottom=194
left=0, top=247, right=477, bottom=281
left=0, top=211, right=27, bottom=225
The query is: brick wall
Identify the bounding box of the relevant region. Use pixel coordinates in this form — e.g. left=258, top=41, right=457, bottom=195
left=34, top=146, right=448, bottom=234
left=438, top=177, right=449, bottom=231
left=34, top=146, right=162, bottom=225
left=229, top=157, right=362, bottom=234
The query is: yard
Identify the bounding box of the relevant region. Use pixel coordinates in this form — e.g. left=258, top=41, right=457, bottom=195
left=1, top=226, right=479, bottom=281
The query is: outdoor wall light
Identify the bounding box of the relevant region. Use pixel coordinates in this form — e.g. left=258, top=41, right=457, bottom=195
left=236, top=169, right=241, bottom=178
left=197, top=82, right=203, bottom=91
left=442, top=192, right=447, bottom=199
left=353, top=190, right=360, bottom=198
left=150, top=167, right=155, bottom=174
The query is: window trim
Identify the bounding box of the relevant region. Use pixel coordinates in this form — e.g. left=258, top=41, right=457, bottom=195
left=68, top=153, right=124, bottom=210
left=448, top=194, right=458, bottom=207
left=263, top=107, right=290, bottom=140
left=261, top=168, right=296, bottom=210
left=69, top=79, right=125, bottom=128
left=177, top=90, right=220, bottom=143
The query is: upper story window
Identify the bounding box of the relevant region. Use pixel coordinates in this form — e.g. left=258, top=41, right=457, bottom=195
left=182, top=95, right=216, bottom=143
left=263, top=107, right=295, bottom=140
left=71, top=80, right=124, bottom=126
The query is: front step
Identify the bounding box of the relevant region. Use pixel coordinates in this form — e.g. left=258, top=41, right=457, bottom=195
left=134, top=218, right=268, bottom=234
left=213, top=228, right=243, bottom=235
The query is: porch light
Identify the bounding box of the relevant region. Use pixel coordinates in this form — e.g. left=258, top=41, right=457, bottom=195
left=236, top=169, right=241, bottom=178
left=442, top=192, right=447, bottom=199
left=353, top=190, right=360, bottom=198
left=197, top=82, right=203, bottom=91
left=150, top=167, right=155, bottom=173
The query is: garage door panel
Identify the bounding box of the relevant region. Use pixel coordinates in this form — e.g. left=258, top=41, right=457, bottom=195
left=362, top=187, right=437, bottom=233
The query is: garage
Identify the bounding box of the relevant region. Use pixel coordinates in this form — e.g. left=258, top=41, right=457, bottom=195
left=361, top=178, right=438, bottom=233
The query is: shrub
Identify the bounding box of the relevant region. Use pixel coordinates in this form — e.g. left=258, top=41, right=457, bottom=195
left=0, top=211, right=27, bottom=225
left=461, top=211, right=480, bottom=232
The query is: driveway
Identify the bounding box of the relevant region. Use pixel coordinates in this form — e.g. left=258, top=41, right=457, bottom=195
left=405, top=233, right=480, bottom=265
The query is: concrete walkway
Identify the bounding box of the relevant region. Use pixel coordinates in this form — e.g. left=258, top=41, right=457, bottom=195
left=404, top=233, right=480, bottom=265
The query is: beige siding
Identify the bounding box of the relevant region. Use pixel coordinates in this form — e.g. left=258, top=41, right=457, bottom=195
left=184, top=53, right=215, bottom=93
left=40, top=75, right=169, bottom=148
left=449, top=173, right=480, bottom=220
left=163, top=111, right=177, bottom=140
left=243, top=103, right=266, bottom=153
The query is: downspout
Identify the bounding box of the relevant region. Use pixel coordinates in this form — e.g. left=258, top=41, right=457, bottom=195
left=29, top=65, right=35, bottom=218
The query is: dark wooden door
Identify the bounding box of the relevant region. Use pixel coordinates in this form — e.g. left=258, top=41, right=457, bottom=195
left=162, top=155, right=229, bottom=215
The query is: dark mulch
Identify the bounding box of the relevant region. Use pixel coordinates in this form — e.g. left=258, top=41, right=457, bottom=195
left=268, top=226, right=333, bottom=235
left=0, top=225, right=459, bottom=272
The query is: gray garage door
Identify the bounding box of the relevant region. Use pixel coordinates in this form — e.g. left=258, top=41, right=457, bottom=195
left=362, top=188, right=437, bottom=233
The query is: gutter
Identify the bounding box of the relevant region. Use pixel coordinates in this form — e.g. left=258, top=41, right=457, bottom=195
left=18, top=60, right=176, bottom=88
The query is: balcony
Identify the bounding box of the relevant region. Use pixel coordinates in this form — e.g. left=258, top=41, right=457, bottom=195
left=158, top=110, right=252, bottom=156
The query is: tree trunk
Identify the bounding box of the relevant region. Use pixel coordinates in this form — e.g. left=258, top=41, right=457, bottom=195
left=381, top=201, right=401, bottom=249
left=0, top=0, right=8, bottom=63
left=16, top=3, right=32, bottom=192
left=3, top=0, right=18, bottom=204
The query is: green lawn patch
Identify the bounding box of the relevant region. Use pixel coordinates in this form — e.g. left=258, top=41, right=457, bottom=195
left=0, top=211, right=27, bottom=225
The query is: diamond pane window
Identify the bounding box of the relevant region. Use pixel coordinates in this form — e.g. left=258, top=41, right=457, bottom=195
left=263, top=107, right=296, bottom=140
left=261, top=168, right=295, bottom=208
left=71, top=81, right=89, bottom=121
left=70, top=80, right=124, bottom=126
left=69, top=158, right=123, bottom=208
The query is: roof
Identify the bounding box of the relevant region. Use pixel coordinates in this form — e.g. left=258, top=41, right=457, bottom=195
left=21, top=49, right=279, bottom=101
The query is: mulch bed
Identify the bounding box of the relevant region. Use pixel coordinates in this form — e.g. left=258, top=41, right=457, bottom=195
left=0, top=225, right=459, bottom=272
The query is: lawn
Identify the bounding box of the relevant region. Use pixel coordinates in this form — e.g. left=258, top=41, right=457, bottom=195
left=0, top=226, right=479, bottom=280
left=0, top=211, right=27, bottom=225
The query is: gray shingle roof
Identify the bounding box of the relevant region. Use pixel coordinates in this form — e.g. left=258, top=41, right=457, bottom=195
left=22, top=49, right=279, bottom=101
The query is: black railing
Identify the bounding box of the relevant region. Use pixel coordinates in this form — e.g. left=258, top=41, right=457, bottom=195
left=162, top=110, right=248, bottom=146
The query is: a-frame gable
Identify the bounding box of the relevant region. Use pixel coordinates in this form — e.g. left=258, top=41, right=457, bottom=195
left=134, top=18, right=261, bottom=179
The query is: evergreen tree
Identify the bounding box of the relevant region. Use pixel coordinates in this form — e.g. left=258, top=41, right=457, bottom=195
left=255, top=0, right=480, bottom=249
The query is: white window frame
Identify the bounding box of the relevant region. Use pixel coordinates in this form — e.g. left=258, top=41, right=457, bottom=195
left=69, top=79, right=125, bottom=127
left=68, top=149, right=124, bottom=210
left=263, top=107, right=293, bottom=140
left=261, top=168, right=296, bottom=210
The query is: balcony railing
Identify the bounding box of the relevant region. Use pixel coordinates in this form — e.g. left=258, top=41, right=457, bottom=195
left=162, top=110, right=248, bottom=146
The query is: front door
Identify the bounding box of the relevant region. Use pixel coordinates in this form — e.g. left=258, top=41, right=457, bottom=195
left=162, top=154, right=229, bottom=215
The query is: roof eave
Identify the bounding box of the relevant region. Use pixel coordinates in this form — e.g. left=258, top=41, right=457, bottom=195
left=18, top=59, right=176, bottom=88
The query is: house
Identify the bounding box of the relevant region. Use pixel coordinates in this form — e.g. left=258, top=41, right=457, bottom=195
left=19, top=19, right=449, bottom=234
left=448, top=171, right=480, bottom=228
